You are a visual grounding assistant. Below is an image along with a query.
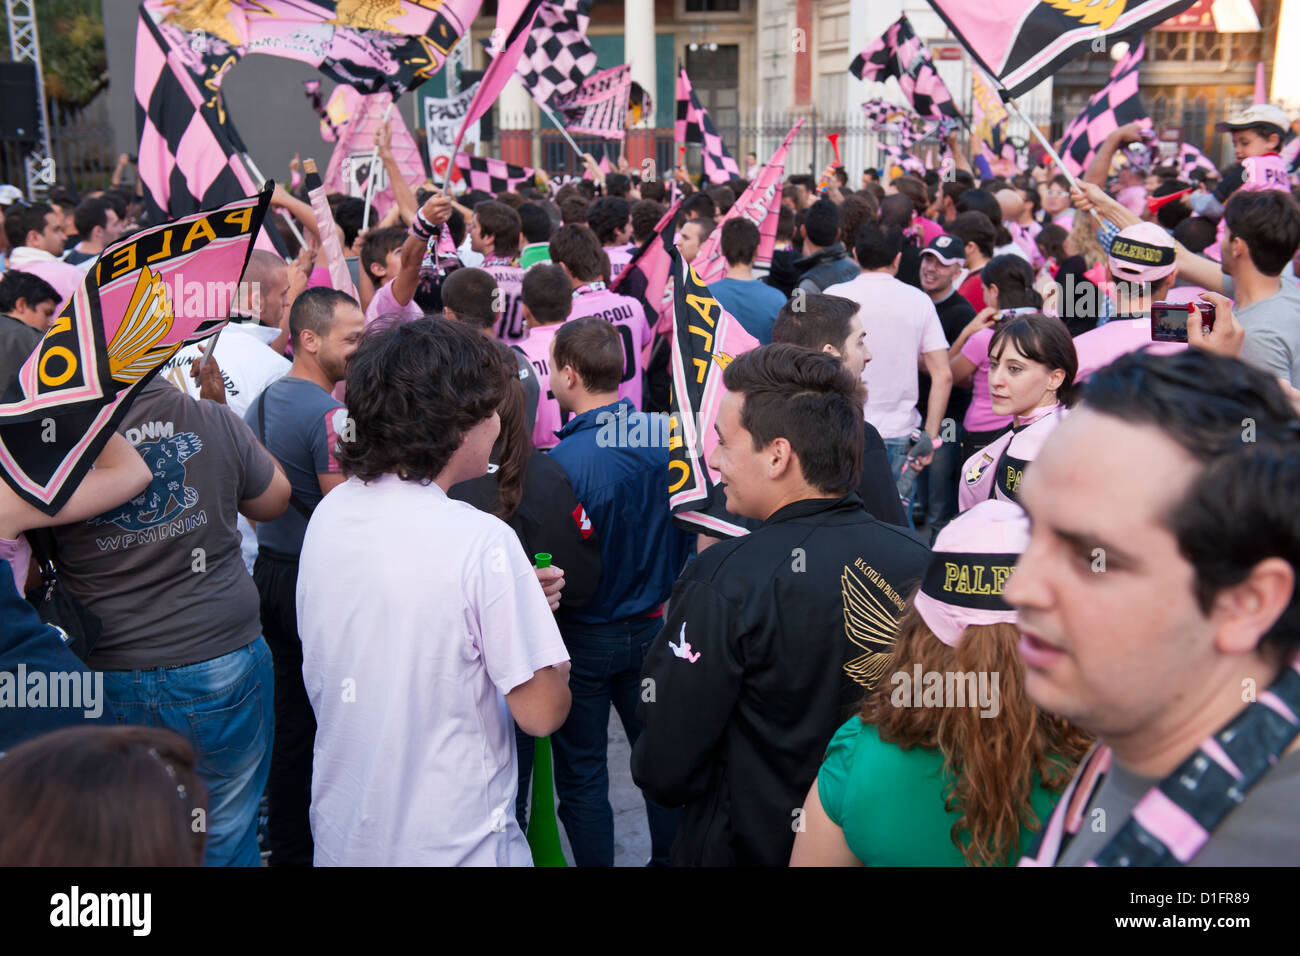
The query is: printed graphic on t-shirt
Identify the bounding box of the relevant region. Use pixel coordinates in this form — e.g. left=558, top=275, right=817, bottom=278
left=324, top=407, right=348, bottom=473
left=841, top=558, right=908, bottom=690
left=87, top=429, right=205, bottom=548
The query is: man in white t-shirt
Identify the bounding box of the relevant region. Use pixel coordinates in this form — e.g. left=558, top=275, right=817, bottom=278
left=825, top=219, right=951, bottom=522
left=297, top=317, right=571, bottom=866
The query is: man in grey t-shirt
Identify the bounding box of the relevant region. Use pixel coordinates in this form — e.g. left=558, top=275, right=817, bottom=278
left=1216, top=190, right=1300, bottom=385
left=1006, top=349, right=1300, bottom=866
left=53, top=378, right=290, bottom=865
left=245, top=287, right=363, bottom=867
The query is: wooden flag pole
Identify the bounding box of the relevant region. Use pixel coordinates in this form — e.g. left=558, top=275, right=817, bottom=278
left=1002, top=97, right=1102, bottom=222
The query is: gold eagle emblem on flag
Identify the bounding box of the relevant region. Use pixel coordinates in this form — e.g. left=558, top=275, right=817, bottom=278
left=1042, top=0, right=1127, bottom=31
left=107, top=265, right=181, bottom=385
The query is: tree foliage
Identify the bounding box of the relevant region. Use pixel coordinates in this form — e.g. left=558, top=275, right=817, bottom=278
left=0, top=0, right=107, bottom=110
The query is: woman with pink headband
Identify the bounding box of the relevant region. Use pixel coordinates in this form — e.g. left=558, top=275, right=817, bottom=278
left=791, top=501, right=1091, bottom=866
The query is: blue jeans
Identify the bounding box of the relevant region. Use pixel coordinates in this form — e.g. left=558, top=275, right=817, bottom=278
left=551, top=616, right=680, bottom=866
left=99, top=637, right=274, bottom=867
left=924, top=431, right=963, bottom=541
left=882, top=436, right=916, bottom=529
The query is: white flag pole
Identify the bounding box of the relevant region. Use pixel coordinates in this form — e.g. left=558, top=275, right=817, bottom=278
left=361, top=101, right=396, bottom=231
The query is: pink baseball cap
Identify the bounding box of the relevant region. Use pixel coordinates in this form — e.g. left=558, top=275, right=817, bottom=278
left=913, top=499, right=1028, bottom=648
left=1107, top=221, right=1176, bottom=283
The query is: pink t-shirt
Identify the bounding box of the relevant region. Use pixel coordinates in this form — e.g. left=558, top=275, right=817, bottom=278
left=823, top=272, right=950, bottom=439
left=960, top=328, right=1016, bottom=433
left=1072, top=318, right=1186, bottom=382
left=364, top=278, right=422, bottom=328
left=568, top=285, right=651, bottom=410
left=916, top=217, right=945, bottom=246
left=517, top=322, right=565, bottom=449
left=481, top=257, right=526, bottom=344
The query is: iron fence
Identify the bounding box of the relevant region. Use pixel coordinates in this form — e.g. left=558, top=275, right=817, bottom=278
left=0, top=92, right=116, bottom=196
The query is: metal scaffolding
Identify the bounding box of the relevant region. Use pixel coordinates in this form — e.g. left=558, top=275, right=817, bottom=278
left=6, top=0, right=55, bottom=199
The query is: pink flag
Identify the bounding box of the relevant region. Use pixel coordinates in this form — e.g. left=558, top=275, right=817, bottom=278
left=447, top=0, right=545, bottom=175
left=1254, top=61, right=1267, bottom=105
left=611, top=199, right=681, bottom=343
left=690, top=120, right=804, bottom=287
left=303, top=159, right=357, bottom=299
left=323, top=90, right=426, bottom=222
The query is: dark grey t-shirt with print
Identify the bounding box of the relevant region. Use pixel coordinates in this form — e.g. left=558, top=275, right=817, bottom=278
left=1057, top=748, right=1300, bottom=866
left=53, top=379, right=276, bottom=670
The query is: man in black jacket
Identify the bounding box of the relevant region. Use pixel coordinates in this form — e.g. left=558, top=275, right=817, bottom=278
left=631, top=345, right=930, bottom=866
left=793, top=199, right=859, bottom=294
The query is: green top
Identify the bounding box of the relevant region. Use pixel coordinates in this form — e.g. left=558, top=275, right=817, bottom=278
left=817, top=716, right=1063, bottom=866
left=519, top=243, right=551, bottom=269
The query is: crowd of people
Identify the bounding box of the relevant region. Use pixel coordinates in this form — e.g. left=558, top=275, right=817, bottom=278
left=1, top=98, right=1299, bottom=868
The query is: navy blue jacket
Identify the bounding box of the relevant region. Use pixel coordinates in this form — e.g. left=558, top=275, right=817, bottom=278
left=548, top=398, right=693, bottom=624
left=1, top=560, right=115, bottom=755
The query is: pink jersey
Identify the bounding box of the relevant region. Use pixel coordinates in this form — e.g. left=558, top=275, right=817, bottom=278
left=569, top=284, right=651, bottom=409
left=482, top=256, right=527, bottom=344
left=606, top=243, right=636, bottom=281
left=517, top=322, right=565, bottom=449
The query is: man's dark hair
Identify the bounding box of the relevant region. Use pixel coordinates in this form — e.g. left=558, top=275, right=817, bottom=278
left=957, top=188, right=1011, bottom=245
left=1223, top=190, right=1300, bottom=276
left=0, top=269, right=60, bottom=314
left=442, top=267, right=499, bottom=330
left=720, top=218, right=761, bottom=267
left=639, top=179, right=667, bottom=203
left=1082, top=349, right=1300, bottom=656
left=522, top=263, right=572, bottom=326
left=462, top=189, right=494, bottom=209
left=722, top=344, right=864, bottom=495
left=685, top=216, right=716, bottom=245
left=879, top=193, right=915, bottom=232
left=360, top=226, right=408, bottom=282
left=803, top=198, right=841, bottom=248
left=518, top=202, right=553, bottom=245
left=891, top=175, right=929, bottom=217
left=339, top=318, right=510, bottom=482
left=1152, top=180, right=1193, bottom=231
left=631, top=199, right=666, bottom=244
left=494, top=191, right=526, bottom=210
left=586, top=197, right=631, bottom=245
left=576, top=180, right=597, bottom=201
left=334, top=198, right=375, bottom=249
left=681, top=192, right=717, bottom=220
left=446, top=207, right=467, bottom=248
left=559, top=196, right=589, bottom=224
left=473, top=201, right=521, bottom=257
left=771, top=293, right=859, bottom=353
left=833, top=168, right=849, bottom=187
left=1050, top=173, right=1072, bottom=193
left=854, top=219, right=904, bottom=270
left=776, top=204, right=796, bottom=241
left=988, top=313, right=1078, bottom=406
left=707, top=185, right=736, bottom=217
left=1173, top=215, right=1217, bottom=255
left=552, top=316, right=624, bottom=393
left=941, top=180, right=969, bottom=211
left=72, top=197, right=113, bottom=238
left=289, top=287, right=358, bottom=344
left=3, top=202, right=55, bottom=249
left=549, top=224, right=606, bottom=282
left=947, top=211, right=997, bottom=258
left=605, top=172, right=632, bottom=197
left=839, top=194, right=876, bottom=251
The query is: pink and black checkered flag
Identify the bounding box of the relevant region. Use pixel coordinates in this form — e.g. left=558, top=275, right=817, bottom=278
left=1177, top=142, right=1219, bottom=180
left=515, top=0, right=600, bottom=108
left=850, top=15, right=962, bottom=125
left=675, top=68, right=740, bottom=185
left=453, top=153, right=535, bottom=194
left=552, top=64, right=631, bottom=140
left=1057, top=39, right=1148, bottom=178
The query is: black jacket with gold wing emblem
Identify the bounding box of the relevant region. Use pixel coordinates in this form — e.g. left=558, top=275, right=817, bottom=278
left=631, top=493, right=929, bottom=867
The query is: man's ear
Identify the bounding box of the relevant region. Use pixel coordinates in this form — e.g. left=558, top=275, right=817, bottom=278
left=766, top=436, right=796, bottom=481
left=820, top=342, right=843, bottom=360
left=1212, top=557, right=1295, bottom=658
left=443, top=307, right=458, bottom=323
